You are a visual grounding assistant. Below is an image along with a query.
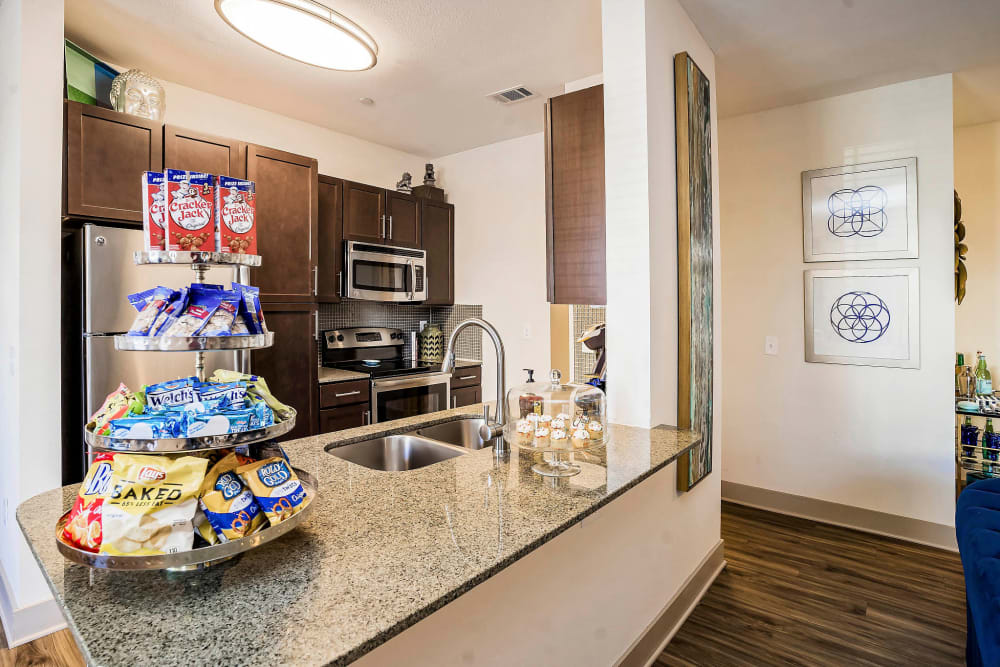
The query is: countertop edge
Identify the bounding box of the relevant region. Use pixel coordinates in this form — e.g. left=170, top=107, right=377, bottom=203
left=329, top=427, right=703, bottom=666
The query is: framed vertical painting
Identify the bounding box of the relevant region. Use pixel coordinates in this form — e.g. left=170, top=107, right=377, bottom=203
left=804, top=267, right=920, bottom=369
left=675, top=51, right=714, bottom=492
left=802, top=158, right=918, bottom=262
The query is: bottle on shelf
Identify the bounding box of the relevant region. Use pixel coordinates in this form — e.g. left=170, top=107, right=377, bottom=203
left=976, top=351, right=993, bottom=396
left=962, top=415, right=979, bottom=460
left=957, top=353, right=966, bottom=395
left=985, top=418, right=997, bottom=473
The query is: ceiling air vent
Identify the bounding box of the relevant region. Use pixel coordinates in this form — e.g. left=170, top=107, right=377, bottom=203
left=489, top=85, right=535, bottom=104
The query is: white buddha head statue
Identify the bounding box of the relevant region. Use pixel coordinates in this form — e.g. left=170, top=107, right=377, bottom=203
left=109, top=69, right=165, bottom=121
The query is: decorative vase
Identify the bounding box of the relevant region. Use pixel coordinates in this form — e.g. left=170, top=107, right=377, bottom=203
left=418, top=324, right=443, bottom=363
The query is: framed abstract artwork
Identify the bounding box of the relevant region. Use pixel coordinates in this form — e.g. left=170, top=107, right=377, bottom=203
left=674, top=51, right=714, bottom=492
left=802, top=158, right=918, bottom=262
left=804, top=268, right=919, bottom=369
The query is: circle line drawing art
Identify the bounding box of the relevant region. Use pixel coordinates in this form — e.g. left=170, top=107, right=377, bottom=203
left=830, top=291, right=890, bottom=343
left=827, top=185, right=888, bottom=238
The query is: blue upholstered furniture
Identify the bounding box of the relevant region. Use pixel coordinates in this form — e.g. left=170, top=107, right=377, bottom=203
left=957, top=478, right=1000, bottom=666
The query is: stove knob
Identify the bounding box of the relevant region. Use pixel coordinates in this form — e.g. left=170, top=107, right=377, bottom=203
left=337, top=334, right=344, bottom=342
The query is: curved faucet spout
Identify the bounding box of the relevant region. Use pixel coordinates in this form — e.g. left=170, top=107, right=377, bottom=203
left=441, top=318, right=507, bottom=454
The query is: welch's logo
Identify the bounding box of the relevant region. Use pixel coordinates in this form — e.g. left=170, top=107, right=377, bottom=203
left=258, top=461, right=290, bottom=488
left=84, top=462, right=113, bottom=496
left=146, top=385, right=194, bottom=409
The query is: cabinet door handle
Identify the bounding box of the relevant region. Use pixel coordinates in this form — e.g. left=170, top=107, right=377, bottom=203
left=337, top=271, right=343, bottom=296
left=335, top=390, right=361, bottom=398
left=313, top=266, right=318, bottom=296
left=457, top=375, right=476, bottom=381
left=380, top=214, right=386, bottom=239
left=314, top=310, right=319, bottom=340
left=451, top=395, right=457, bottom=409
left=363, top=410, right=370, bottom=425
left=388, top=215, right=393, bottom=239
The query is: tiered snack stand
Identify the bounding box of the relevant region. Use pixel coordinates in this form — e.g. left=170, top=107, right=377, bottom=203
left=58, top=250, right=316, bottom=570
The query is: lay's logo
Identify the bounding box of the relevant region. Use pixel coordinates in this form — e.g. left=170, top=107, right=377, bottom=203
left=137, top=466, right=166, bottom=482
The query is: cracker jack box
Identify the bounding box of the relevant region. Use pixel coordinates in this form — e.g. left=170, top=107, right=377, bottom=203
left=142, top=172, right=166, bottom=250
left=165, top=169, right=216, bottom=252
left=216, top=177, right=257, bottom=255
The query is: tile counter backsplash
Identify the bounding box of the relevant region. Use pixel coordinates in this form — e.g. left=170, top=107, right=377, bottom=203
left=318, top=303, right=483, bottom=362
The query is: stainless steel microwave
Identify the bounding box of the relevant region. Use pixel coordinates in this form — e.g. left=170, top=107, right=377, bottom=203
left=344, top=240, right=427, bottom=302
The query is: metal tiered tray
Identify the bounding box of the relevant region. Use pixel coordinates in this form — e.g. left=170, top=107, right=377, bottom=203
left=55, top=469, right=317, bottom=571
left=134, top=250, right=261, bottom=267
left=85, top=408, right=297, bottom=453
left=115, top=333, right=273, bottom=352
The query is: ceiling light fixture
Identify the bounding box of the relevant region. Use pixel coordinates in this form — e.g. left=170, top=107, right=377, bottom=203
left=215, top=0, right=378, bottom=71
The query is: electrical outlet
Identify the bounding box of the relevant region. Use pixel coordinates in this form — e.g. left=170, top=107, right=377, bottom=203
left=764, top=336, right=779, bottom=356
left=522, top=325, right=531, bottom=339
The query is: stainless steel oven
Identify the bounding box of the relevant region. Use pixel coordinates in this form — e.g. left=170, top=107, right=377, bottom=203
left=344, top=241, right=427, bottom=302
left=371, top=373, right=451, bottom=423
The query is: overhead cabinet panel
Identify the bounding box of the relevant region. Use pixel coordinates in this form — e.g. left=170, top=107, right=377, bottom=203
left=164, top=125, right=246, bottom=178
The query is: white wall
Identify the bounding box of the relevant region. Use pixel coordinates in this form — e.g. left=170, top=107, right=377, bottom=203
left=721, top=75, right=955, bottom=527
left=159, top=80, right=428, bottom=187
left=955, top=121, right=1000, bottom=376
left=0, top=0, right=67, bottom=645
left=434, top=134, right=550, bottom=400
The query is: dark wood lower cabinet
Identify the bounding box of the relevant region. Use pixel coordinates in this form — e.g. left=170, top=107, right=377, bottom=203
left=451, top=385, right=481, bottom=408
left=319, top=403, right=369, bottom=434
left=250, top=303, right=318, bottom=441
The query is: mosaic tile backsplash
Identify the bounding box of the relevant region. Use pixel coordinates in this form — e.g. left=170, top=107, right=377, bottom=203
left=318, top=302, right=483, bottom=362
left=571, top=305, right=605, bottom=382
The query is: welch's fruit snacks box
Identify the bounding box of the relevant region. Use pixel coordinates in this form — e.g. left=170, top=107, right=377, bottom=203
left=165, top=169, right=216, bottom=252
left=141, top=171, right=166, bottom=250
left=216, top=177, right=257, bottom=254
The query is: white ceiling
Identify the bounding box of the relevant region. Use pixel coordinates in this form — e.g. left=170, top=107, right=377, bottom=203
left=65, top=0, right=603, bottom=157
left=677, top=0, right=1000, bottom=120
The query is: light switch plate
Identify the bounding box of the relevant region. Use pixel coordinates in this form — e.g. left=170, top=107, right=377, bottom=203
left=765, top=336, right=778, bottom=356
left=522, top=325, right=532, bottom=339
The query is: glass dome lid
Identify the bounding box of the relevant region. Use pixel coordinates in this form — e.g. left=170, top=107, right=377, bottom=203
left=503, top=370, right=608, bottom=453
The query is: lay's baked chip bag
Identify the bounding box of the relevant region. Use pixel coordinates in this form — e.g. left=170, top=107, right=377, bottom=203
left=199, top=453, right=265, bottom=542
left=61, top=453, right=115, bottom=552
left=100, top=454, right=208, bottom=556
left=237, top=457, right=307, bottom=525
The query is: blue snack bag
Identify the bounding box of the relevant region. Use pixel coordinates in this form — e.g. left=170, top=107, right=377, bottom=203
left=149, top=287, right=188, bottom=336
left=107, top=415, right=179, bottom=439
left=196, top=382, right=247, bottom=408
left=144, top=377, right=197, bottom=411
left=237, top=458, right=307, bottom=524
left=233, top=283, right=266, bottom=334
left=127, top=286, right=176, bottom=336
left=163, top=287, right=223, bottom=336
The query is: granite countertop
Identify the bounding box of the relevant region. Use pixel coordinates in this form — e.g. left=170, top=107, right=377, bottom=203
left=317, top=367, right=370, bottom=384
left=18, top=408, right=699, bottom=667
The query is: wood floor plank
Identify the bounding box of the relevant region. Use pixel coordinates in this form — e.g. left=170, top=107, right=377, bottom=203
left=0, top=629, right=83, bottom=667
left=660, top=502, right=966, bottom=666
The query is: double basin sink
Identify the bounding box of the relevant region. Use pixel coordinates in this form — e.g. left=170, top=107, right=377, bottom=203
left=325, top=418, right=499, bottom=472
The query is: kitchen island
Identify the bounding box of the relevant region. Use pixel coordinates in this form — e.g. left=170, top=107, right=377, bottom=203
left=18, top=407, right=704, bottom=666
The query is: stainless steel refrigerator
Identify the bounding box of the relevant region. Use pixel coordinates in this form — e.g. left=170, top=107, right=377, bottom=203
left=63, top=223, right=238, bottom=482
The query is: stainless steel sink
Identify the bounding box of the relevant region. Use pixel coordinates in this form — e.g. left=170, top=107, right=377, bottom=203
left=325, top=435, right=466, bottom=471
left=415, top=418, right=498, bottom=451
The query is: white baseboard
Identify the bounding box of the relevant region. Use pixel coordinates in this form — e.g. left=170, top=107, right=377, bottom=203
left=722, top=481, right=958, bottom=552
left=616, top=539, right=726, bottom=667
left=0, top=562, right=67, bottom=648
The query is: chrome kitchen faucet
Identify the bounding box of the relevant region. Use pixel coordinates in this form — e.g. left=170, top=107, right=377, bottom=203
left=441, top=318, right=507, bottom=456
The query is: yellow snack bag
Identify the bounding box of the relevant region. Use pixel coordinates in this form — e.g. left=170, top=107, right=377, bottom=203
left=199, top=453, right=266, bottom=542
left=237, top=457, right=307, bottom=525
left=100, top=454, right=208, bottom=556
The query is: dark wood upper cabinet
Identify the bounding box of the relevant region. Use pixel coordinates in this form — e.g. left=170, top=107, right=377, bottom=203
left=544, top=85, right=606, bottom=305
left=317, top=175, right=344, bottom=303
left=64, top=100, right=163, bottom=223
left=421, top=199, right=454, bottom=305
left=250, top=303, right=318, bottom=441
left=384, top=191, right=421, bottom=248
left=246, top=144, right=318, bottom=302
left=164, top=125, right=245, bottom=178
left=343, top=180, right=385, bottom=243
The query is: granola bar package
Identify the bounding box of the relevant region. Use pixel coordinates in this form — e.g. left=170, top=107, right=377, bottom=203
left=163, top=287, right=223, bottom=337
left=199, top=293, right=240, bottom=336
left=127, top=286, right=176, bottom=336
left=237, top=457, right=306, bottom=525
left=149, top=287, right=188, bottom=336
left=233, top=283, right=266, bottom=334
left=100, top=454, right=208, bottom=556
left=61, top=453, right=115, bottom=552
left=166, top=169, right=216, bottom=252
left=199, top=453, right=266, bottom=542
left=216, top=177, right=257, bottom=254
left=142, top=171, right=167, bottom=250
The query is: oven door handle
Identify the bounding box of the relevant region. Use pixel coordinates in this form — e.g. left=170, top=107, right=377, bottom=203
left=372, top=372, right=452, bottom=393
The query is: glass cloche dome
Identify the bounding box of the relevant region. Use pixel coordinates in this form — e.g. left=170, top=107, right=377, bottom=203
left=503, top=369, right=608, bottom=455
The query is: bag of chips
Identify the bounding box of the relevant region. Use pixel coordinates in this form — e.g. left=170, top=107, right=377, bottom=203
left=199, top=453, right=266, bottom=542
left=100, top=454, right=208, bottom=556
left=61, top=453, right=115, bottom=552
left=237, top=457, right=307, bottom=525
